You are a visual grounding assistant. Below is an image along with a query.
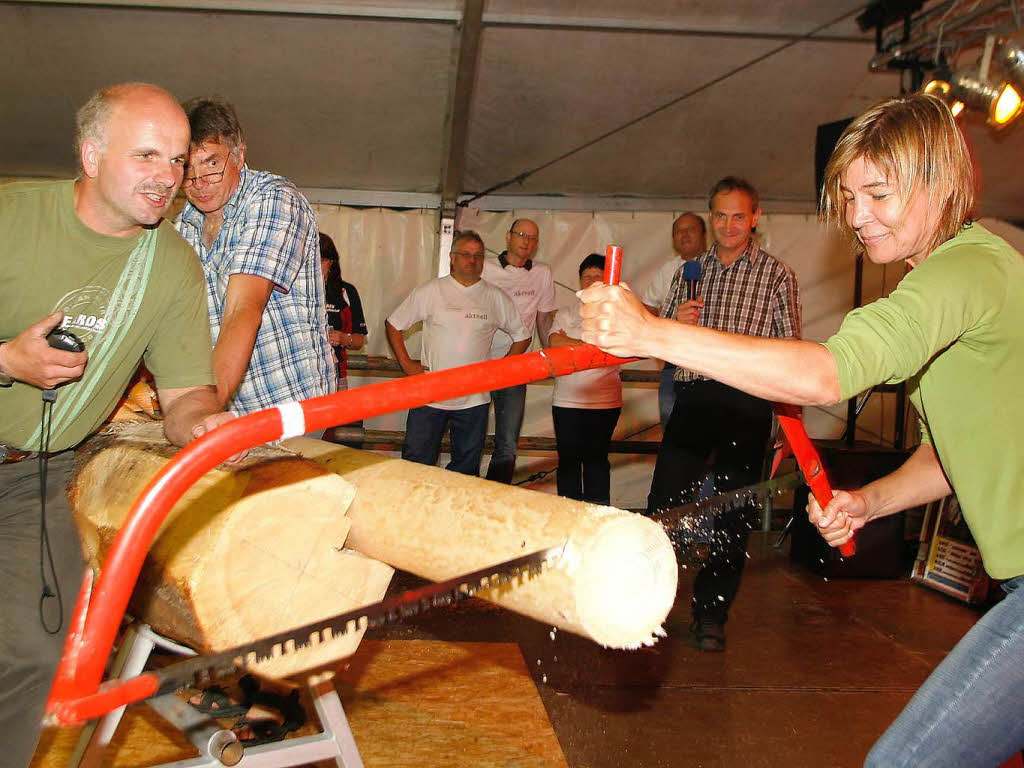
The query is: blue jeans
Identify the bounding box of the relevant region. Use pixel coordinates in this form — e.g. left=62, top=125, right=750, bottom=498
left=402, top=404, right=489, bottom=476
left=866, top=574, right=1024, bottom=767
left=485, top=384, right=526, bottom=484
left=658, top=364, right=676, bottom=431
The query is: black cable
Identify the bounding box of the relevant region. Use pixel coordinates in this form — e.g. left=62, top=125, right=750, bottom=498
left=38, top=391, right=63, bottom=635
left=460, top=4, right=868, bottom=207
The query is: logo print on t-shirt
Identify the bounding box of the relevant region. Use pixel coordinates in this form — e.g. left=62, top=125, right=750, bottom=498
left=53, top=286, right=111, bottom=344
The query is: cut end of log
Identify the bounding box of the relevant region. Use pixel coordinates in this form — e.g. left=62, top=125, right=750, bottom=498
left=566, top=515, right=677, bottom=649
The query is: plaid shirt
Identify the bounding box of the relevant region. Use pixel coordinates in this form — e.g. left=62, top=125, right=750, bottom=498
left=177, top=165, right=336, bottom=415
left=662, top=238, right=801, bottom=383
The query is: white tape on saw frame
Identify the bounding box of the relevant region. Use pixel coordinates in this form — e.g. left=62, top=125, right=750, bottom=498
left=277, top=402, right=307, bottom=439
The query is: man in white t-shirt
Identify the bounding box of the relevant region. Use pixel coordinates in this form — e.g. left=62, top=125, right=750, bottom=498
left=386, top=231, right=530, bottom=475
left=548, top=253, right=622, bottom=505
left=640, top=212, right=707, bottom=429
left=481, top=218, right=558, bottom=483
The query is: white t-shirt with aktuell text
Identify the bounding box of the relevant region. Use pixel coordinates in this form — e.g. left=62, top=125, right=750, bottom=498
left=388, top=276, right=529, bottom=409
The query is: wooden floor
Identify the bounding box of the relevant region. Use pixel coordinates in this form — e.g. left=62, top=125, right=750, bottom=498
left=31, top=533, right=982, bottom=768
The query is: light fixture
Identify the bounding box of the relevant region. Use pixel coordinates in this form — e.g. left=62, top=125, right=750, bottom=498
left=997, top=42, right=1024, bottom=93
left=923, top=77, right=966, bottom=117
left=949, top=71, right=1022, bottom=128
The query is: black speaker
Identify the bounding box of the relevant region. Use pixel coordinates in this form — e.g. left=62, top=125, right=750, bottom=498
left=814, top=117, right=855, bottom=203
left=790, top=485, right=909, bottom=579
left=789, top=443, right=917, bottom=579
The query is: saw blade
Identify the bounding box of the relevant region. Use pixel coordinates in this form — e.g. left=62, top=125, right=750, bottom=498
left=141, top=544, right=564, bottom=697
left=651, top=471, right=804, bottom=549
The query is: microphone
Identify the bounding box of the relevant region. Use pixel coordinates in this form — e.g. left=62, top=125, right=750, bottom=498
left=682, top=259, right=702, bottom=302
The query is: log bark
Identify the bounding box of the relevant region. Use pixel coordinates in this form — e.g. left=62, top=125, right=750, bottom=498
left=70, top=422, right=394, bottom=680
left=284, top=438, right=677, bottom=649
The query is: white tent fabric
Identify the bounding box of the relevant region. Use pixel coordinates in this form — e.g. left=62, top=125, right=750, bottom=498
left=2, top=2, right=1022, bottom=217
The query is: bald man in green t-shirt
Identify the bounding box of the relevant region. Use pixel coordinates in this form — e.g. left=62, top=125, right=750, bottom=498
left=0, top=82, right=231, bottom=765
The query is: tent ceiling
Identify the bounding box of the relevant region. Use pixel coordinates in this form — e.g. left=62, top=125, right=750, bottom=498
left=1, top=0, right=1022, bottom=216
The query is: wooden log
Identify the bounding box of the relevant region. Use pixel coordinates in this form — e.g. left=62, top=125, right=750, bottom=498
left=284, top=438, right=677, bottom=649
left=70, top=422, right=394, bottom=680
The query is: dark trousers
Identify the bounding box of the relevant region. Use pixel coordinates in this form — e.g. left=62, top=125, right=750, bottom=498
left=647, top=380, right=772, bottom=625
left=485, top=384, right=526, bottom=484
left=552, top=406, right=621, bottom=505
left=0, top=452, right=84, bottom=768
left=403, top=403, right=489, bottom=476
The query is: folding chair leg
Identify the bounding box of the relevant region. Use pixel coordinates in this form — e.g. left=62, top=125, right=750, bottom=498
left=310, top=677, right=363, bottom=768
left=69, top=623, right=156, bottom=768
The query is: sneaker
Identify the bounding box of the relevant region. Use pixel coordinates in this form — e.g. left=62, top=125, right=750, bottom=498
left=691, top=617, right=726, bottom=652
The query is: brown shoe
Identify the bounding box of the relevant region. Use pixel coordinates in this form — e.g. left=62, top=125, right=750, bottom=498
left=691, top=618, right=726, bottom=652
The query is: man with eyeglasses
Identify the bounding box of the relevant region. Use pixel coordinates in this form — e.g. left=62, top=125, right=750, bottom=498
left=481, top=218, right=557, bottom=484
left=0, top=82, right=231, bottom=767
left=386, top=231, right=530, bottom=475
left=176, top=97, right=335, bottom=420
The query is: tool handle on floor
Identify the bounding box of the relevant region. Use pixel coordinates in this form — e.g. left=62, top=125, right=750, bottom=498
left=774, top=407, right=856, bottom=557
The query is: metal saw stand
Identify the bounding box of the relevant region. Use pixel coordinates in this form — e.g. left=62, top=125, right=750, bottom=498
left=69, top=623, right=363, bottom=768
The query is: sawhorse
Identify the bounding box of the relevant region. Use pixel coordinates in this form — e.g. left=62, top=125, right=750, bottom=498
left=68, top=623, right=363, bottom=767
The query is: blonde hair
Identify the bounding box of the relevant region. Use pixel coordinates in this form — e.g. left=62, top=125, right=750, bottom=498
left=820, top=93, right=974, bottom=255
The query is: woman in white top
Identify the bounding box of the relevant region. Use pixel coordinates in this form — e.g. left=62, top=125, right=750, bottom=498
left=548, top=254, right=623, bottom=505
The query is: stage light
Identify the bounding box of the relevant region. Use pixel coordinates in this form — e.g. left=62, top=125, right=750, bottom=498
left=923, top=78, right=965, bottom=117
left=997, top=42, right=1024, bottom=93
left=992, top=82, right=1022, bottom=125
left=949, top=71, right=1022, bottom=128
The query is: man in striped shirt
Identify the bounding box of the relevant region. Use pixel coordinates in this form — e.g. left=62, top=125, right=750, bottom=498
left=649, top=176, right=801, bottom=652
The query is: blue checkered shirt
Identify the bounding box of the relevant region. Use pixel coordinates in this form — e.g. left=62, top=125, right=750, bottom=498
left=177, top=165, right=336, bottom=415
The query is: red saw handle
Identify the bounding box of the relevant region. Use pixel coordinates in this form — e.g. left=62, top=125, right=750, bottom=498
left=774, top=406, right=856, bottom=557
left=604, top=244, right=623, bottom=285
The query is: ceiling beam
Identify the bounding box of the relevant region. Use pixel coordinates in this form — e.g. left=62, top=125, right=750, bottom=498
left=300, top=187, right=441, bottom=208
left=481, top=13, right=866, bottom=43
left=439, top=0, right=483, bottom=218
left=6, top=0, right=867, bottom=42
left=1, top=0, right=460, bottom=22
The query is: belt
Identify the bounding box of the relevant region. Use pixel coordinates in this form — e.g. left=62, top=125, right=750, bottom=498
left=0, top=444, right=38, bottom=464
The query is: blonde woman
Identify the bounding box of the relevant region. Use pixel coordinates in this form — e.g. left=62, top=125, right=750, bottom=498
left=579, top=93, right=1023, bottom=767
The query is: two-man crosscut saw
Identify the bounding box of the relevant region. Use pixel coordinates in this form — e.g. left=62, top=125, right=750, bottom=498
left=46, top=544, right=565, bottom=726
left=45, top=247, right=853, bottom=727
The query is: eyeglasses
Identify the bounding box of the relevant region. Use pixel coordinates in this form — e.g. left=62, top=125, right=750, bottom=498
left=451, top=250, right=484, bottom=259
left=182, top=166, right=227, bottom=188
left=510, top=229, right=539, bottom=242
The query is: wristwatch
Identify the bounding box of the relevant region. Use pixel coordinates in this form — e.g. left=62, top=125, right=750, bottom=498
left=0, top=343, right=12, bottom=387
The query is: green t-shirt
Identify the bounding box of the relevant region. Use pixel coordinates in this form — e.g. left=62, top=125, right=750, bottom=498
left=0, top=180, right=215, bottom=452
left=824, top=224, right=1024, bottom=579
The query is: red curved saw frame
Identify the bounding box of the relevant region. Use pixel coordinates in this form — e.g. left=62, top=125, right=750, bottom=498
left=44, top=249, right=848, bottom=727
